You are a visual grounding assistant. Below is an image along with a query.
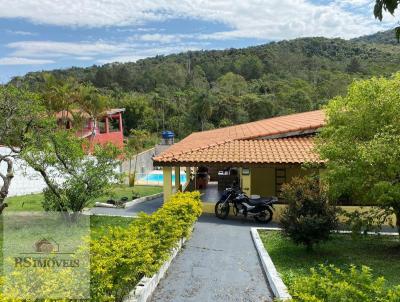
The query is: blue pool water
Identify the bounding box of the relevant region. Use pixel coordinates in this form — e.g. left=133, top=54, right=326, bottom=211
left=139, top=173, right=187, bottom=183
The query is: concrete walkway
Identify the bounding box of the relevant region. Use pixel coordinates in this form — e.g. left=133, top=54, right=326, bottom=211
left=88, top=197, right=163, bottom=217
left=150, top=215, right=273, bottom=302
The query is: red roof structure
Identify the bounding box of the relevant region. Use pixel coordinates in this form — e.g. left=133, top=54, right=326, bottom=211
left=56, top=108, right=125, bottom=149
left=153, top=110, right=326, bottom=166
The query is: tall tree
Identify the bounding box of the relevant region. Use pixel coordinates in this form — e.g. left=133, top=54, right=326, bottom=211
left=346, top=58, right=363, bottom=74
left=285, top=90, right=313, bottom=113
left=0, top=85, right=46, bottom=213
left=190, top=66, right=210, bottom=91
left=40, top=74, right=80, bottom=113
left=214, top=72, right=248, bottom=96
left=374, top=0, right=400, bottom=41
left=117, top=93, right=157, bottom=134
left=22, top=129, right=120, bottom=217
left=189, top=92, right=214, bottom=131
left=318, top=73, right=400, bottom=235
left=76, top=84, right=110, bottom=138
left=125, top=130, right=153, bottom=187
left=242, top=94, right=275, bottom=121
left=235, top=55, right=264, bottom=80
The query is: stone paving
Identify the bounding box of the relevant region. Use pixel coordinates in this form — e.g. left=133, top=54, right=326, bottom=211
left=150, top=215, right=273, bottom=302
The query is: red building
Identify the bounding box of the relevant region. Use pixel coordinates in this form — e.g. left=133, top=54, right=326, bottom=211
left=56, top=108, right=125, bottom=150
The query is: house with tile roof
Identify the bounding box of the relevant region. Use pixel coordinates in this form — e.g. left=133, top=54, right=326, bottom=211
left=56, top=108, right=125, bottom=150
left=153, top=110, right=326, bottom=201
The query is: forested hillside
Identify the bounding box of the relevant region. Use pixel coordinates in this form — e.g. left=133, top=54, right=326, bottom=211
left=10, top=30, right=400, bottom=139
left=352, top=29, right=398, bottom=45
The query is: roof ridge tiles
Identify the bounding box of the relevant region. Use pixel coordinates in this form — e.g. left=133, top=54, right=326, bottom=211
left=153, top=110, right=326, bottom=164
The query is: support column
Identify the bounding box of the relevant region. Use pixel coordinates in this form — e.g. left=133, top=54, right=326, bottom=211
left=174, top=166, right=181, bottom=192
left=185, top=167, right=191, bottom=186
left=194, top=167, right=198, bottom=190
left=163, top=166, right=173, bottom=202
left=118, top=113, right=123, bottom=132
left=105, top=117, right=109, bottom=133
left=241, top=167, right=251, bottom=196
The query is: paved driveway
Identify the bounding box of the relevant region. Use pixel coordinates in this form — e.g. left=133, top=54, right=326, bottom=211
left=88, top=197, right=163, bottom=217
left=150, top=215, right=273, bottom=302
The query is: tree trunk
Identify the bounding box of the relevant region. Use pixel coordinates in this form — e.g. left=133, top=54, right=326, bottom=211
left=128, top=157, right=132, bottom=187
left=395, top=209, right=400, bottom=237
left=0, top=157, right=14, bottom=215
left=132, top=153, right=139, bottom=188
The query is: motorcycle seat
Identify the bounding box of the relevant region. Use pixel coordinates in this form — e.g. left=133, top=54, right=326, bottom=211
left=247, top=198, right=268, bottom=206
left=249, top=198, right=273, bottom=206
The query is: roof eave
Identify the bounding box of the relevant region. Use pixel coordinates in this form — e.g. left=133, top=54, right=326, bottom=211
left=152, top=159, right=325, bottom=168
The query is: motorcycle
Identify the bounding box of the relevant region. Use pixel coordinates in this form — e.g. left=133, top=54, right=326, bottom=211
left=215, top=186, right=277, bottom=223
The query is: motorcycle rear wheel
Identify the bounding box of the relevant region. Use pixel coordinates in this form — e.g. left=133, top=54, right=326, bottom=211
left=254, top=208, right=273, bottom=223
left=215, top=201, right=230, bottom=219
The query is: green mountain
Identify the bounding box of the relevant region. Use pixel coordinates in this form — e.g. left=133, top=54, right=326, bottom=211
left=10, top=30, right=400, bottom=138
left=351, top=29, right=398, bottom=45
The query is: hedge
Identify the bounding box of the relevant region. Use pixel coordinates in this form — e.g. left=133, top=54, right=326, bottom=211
left=290, top=264, right=400, bottom=302
left=0, top=192, right=201, bottom=302
left=90, top=191, right=202, bottom=301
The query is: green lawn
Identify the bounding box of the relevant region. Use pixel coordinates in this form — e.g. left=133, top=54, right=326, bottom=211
left=0, top=215, right=135, bottom=267
left=5, top=185, right=162, bottom=212
left=259, top=231, right=400, bottom=287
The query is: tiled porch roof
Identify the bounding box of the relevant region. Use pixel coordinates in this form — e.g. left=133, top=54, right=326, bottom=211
left=153, top=136, right=322, bottom=166
left=55, top=108, right=125, bottom=120
left=154, top=110, right=326, bottom=166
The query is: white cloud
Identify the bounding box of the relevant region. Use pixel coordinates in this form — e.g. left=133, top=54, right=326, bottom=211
left=97, top=45, right=201, bottom=64
left=130, top=33, right=195, bottom=44
left=0, top=57, right=54, bottom=65
left=6, top=41, right=137, bottom=58
left=1, top=0, right=397, bottom=70
left=137, top=33, right=183, bottom=43
left=5, top=30, right=36, bottom=36
left=75, top=56, right=94, bottom=61
left=5, top=39, right=201, bottom=65
left=0, top=0, right=395, bottom=40
left=335, top=0, right=371, bottom=6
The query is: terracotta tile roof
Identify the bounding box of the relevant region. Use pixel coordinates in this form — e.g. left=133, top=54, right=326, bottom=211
left=154, top=110, right=325, bottom=166
left=153, top=136, right=322, bottom=166
left=56, top=108, right=125, bottom=120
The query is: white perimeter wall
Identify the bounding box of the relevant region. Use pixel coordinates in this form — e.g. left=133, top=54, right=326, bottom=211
left=0, top=147, right=47, bottom=196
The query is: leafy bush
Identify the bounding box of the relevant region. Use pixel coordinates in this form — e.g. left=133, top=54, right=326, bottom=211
left=342, top=207, right=394, bottom=238
left=280, top=177, right=338, bottom=250
left=1, top=258, right=89, bottom=301
left=131, top=190, right=140, bottom=200
left=290, top=264, right=400, bottom=302
left=90, top=191, right=202, bottom=302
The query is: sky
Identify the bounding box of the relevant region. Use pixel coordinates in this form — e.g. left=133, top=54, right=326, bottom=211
left=0, top=0, right=396, bottom=83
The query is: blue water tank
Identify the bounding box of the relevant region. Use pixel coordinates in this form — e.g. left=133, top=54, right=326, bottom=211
left=162, top=131, right=175, bottom=139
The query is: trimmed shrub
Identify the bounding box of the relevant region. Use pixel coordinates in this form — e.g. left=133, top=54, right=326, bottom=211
left=90, top=191, right=202, bottom=302
left=341, top=207, right=393, bottom=238
left=280, top=177, right=338, bottom=250
left=290, top=264, right=400, bottom=302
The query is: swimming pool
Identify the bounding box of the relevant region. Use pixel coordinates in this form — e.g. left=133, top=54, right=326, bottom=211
left=138, top=172, right=187, bottom=184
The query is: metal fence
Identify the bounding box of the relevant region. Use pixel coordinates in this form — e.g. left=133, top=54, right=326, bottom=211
left=134, top=172, right=164, bottom=186
left=134, top=172, right=187, bottom=186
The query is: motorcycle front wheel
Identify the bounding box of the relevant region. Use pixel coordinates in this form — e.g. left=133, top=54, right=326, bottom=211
left=254, top=208, right=273, bottom=223
left=215, top=201, right=230, bottom=219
